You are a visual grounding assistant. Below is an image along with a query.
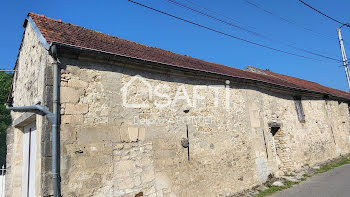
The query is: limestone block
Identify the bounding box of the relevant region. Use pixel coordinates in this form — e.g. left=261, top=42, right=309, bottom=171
left=139, top=127, right=146, bottom=141
left=68, top=78, right=88, bottom=88
left=61, top=115, right=71, bottom=124
left=85, top=155, right=111, bottom=168
left=65, top=103, right=89, bottom=115
left=134, top=176, right=141, bottom=186
left=115, top=143, right=124, bottom=150
left=129, top=127, right=139, bottom=142
left=117, top=176, right=134, bottom=190
left=115, top=160, right=134, bottom=172
left=120, top=128, right=130, bottom=142
left=249, top=102, right=261, bottom=128
left=142, top=168, right=155, bottom=183
left=61, top=114, right=83, bottom=124
left=61, top=81, right=68, bottom=87
left=77, top=127, right=120, bottom=143
left=121, top=127, right=147, bottom=142
left=60, top=87, right=82, bottom=103
left=113, top=190, right=125, bottom=197
left=156, top=191, right=164, bottom=197
left=61, top=156, right=71, bottom=170
left=115, top=169, right=131, bottom=178
left=100, top=108, right=109, bottom=116
left=144, top=186, right=156, bottom=195
left=148, top=193, right=157, bottom=197
left=140, top=157, right=152, bottom=167
left=155, top=173, right=170, bottom=191
left=61, top=124, right=76, bottom=143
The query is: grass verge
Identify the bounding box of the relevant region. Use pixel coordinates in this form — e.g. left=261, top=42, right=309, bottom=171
left=255, top=156, right=350, bottom=197
left=316, top=156, right=350, bottom=174
left=254, top=181, right=298, bottom=197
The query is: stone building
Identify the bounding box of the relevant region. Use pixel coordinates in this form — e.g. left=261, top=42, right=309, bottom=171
left=5, top=13, right=350, bottom=197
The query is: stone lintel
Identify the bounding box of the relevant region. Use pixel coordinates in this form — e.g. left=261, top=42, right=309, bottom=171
left=268, top=122, right=282, bottom=128
left=12, top=112, right=36, bottom=128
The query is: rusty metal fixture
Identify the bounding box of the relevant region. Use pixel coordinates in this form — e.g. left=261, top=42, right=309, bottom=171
left=181, top=138, right=189, bottom=148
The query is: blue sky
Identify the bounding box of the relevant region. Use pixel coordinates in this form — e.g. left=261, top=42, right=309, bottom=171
left=1, top=0, right=350, bottom=91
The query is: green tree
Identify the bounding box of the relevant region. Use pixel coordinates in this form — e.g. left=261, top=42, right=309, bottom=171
left=0, top=72, right=12, bottom=167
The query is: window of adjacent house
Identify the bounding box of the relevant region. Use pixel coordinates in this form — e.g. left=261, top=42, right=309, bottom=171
left=294, top=96, right=305, bottom=122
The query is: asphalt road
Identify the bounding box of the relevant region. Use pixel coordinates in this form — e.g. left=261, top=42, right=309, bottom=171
left=272, top=164, right=350, bottom=197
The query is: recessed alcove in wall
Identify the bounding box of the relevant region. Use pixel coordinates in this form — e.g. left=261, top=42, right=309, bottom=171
left=270, top=127, right=280, bottom=136
left=268, top=122, right=282, bottom=136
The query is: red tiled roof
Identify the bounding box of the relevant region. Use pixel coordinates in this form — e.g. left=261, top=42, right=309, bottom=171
left=246, top=66, right=350, bottom=100
left=27, top=13, right=350, bottom=100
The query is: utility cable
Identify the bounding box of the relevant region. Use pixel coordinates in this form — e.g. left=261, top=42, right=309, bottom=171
left=127, top=0, right=341, bottom=63
left=183, top=0, right=258, bottom=30
left=244, top=0, right=346, bottom=43
left=165, top=0, right=341, bottom=62
left=297, top=0, right=350, bottom=27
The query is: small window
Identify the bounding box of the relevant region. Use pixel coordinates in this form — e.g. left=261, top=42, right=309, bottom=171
left=294, top=96, right=305, bottom=122
left=268, top=122, right=281, bottom=136
left=270, top=126, right=280, bottom=136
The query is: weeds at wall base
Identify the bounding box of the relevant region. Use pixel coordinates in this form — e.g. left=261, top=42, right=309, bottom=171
left=254, top=156, right=350, bottom=197
left=255, top=181, right=298, bottom=197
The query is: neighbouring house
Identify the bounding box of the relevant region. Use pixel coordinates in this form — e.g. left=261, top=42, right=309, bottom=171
left=5, top=13, right=350, bottom=197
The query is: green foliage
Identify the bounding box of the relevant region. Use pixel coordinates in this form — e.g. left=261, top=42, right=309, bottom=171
left=0, top=72, right=12, bottom=167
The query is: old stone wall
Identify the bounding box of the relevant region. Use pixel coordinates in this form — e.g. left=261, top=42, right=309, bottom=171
left=58, top=55, right=350, bottom=196
left=6, top=22, right=54, bottom=196
left=59, top=58, right=258, bottom=196
left=256, top=91, right=349, bottom=173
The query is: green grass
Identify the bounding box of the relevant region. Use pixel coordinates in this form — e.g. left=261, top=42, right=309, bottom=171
left=303, top=173, right=311, bottom=178
left=316, top=156, right=350, bottom=174
left=255, top=156, right=350, bottom=197
left=254, top=181, right=298, bottom=197
left=285, top=173, right=294, bottom=177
